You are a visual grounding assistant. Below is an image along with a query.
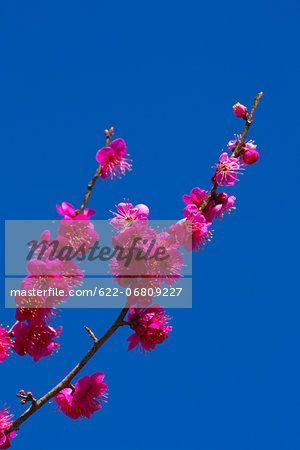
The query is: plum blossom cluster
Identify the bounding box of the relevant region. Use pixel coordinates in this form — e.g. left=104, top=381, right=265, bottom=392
left=1, top=132, right=174, bottom=439
left=0, top=96, right=262, bottom=445
left=110, top=201, right=184, bottom=307
left=4, top=138, right=131, bottom=365
left=227, top=134, right=260, bottom=165
left=169, top=203, right=212, bottom=252
left=12, top=322, right=62, bottom=363
left=169, top=102, right=260, bottom=252
left=55, top=373, right=107, bottom=419
left=11, top=204, right=99, bottom=362
left=126, top=305, right=172, bottom=352
left=109, top=202, right=175, bottom=352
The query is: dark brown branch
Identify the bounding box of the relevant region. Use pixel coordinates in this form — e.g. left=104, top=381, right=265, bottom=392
left=16, top=391, right=37, bottom=407
left=84, top=325, right=98, bottom=343
left=199, top=92, right=263, bottom=213
left=232, top=92, right=263, bottom=158
left=6, top=305, right=129, bottom=434
left=199, top=181, right=218, bottom=213
left=78, top=127, right=114, bottom=214
left=119, top=320, right=130, bottom=326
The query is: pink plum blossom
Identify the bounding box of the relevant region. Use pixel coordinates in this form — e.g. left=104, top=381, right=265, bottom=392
left=0, top=327, right=12, bottom=363
left=111, top=221, right=156, bottom=250
left=96, top=139, right=132, bottom=179
left=243, top=141, right=257, bottom=152
left=0, top=407, right=17, bottom=449
left=54, top=388, right=80, bottom=419
left=14, top=290, right=57, bottom=325
left=169, top=207, right=212, bottom=251
left=19, top=279, right=68, bottom=309
left=182, top=188, right=207, bottom=209
left=56, top=202, right=96, bottom=220
left=127, top=304, right=172, bottom=352
left=204, top=193, right=236, bottom=221
left=213, top=152, right=241, bottom=186
left=57, top=219, right=98, bottom=254
left=15, top=304, right=56, bottom=325
left=55, top=373, right=107, bottom=419
left=23, top=258, right=83, bottom=306
left=110, top=251, right=149, bottom=287
left=233, top=102, right=248, bottom=119
left=28, top=230, right=85, bottom=283
left=227, top=137, right=259, bottom=165
left=188, top=214, right=212, bottom=251
left=26, top=257, right=63, bottom=279
left=28, top=229, right=65, bottom=262
left=148, top=232, right=184, bottom=285
left=12, top=321, right=62, bottom=362
left=168, top=219, right=192, bottom=251
left=227, top=135, right=257, bottom=154
left=72, top=373, right=107, bottom=418
left=227, top=135, right=240, bottom=152
left=110, top=202, right=149, bottom=231
left=110, top=222, right=157, bottom=287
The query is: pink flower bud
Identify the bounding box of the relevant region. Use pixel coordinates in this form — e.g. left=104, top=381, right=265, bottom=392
left=233, top=102, right=248, bottom=119
left=242, top=149, right=259, bottom=165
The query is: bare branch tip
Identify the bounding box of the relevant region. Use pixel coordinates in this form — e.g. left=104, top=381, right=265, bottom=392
left=17, top=390, right=37, bottom=406
left=84, top=325, right=98, bottom=343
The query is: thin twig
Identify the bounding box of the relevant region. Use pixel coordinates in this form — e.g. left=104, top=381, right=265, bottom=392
left=6, top=304, right=129, bottom=435
left=84, top=325, right=98, bottom=343
left=78, top=127, right=114, bottom=214
left=232, top=92, right=263, bottom=158
left=199, top=92, right=263, bottom=213
left=16, top=391, right=37, bottom=407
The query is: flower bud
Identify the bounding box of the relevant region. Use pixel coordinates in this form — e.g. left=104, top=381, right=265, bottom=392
left=243, top=149, right=259, bottom=165
left=233, top=102, right=248, bottom=119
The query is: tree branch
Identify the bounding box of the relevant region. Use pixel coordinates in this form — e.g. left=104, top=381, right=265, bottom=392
left=199, top=92, right=263, bottom=213
left=6, top=93, right=263, bottom=438
left=6, top=126, right=120, bottom=435
left=6, top=304, right=129, bottom=434
left=78, top=127, right=114, bottom=214
left=84, top=325, right=98, bottom=343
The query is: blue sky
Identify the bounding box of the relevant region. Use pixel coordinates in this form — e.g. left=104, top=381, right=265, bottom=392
left=1, top=1, right=300, bottom=449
